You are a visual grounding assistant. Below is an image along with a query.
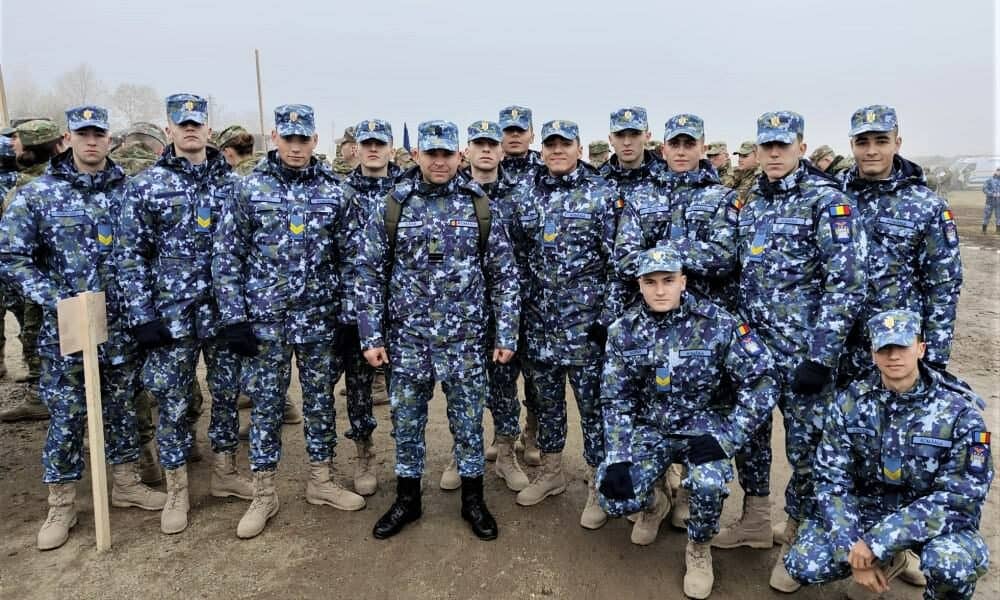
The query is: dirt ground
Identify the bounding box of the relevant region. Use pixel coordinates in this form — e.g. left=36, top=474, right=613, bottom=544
left=0, top=191, right=997, bottom=600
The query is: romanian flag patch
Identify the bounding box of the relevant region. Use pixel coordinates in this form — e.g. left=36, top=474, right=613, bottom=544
left=829, top=205, right=852, bottom=217
left=973, top=431, right=991, bottom=445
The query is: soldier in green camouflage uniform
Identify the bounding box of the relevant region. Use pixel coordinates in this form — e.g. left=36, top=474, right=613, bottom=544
left=215, top=125, right=258, bottom=176
left=729, top=141, right=761, bottom=205
left=0, top=120, right=65, bottom=422
left=809, top=145, right=854, bottom=177
left=109, top=122, right=166, bottom=177
left=706, top=141, right=734, bottom=187
left=331, top=126, right=358, bottom=176
left=588, top=140, right=610, bottom=168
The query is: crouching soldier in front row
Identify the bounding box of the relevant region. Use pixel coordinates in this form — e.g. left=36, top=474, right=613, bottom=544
left=595, top=247, right=778, bottom=599
left=785, top=309, right=992, bottom=600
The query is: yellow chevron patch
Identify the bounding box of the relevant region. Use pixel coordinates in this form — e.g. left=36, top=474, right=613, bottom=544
left=655, top=375, right=671, bottom=387
left=543, top=232, right=557, bottom=242
left=289, top=222, right=305, bottom=235
left=882, top=465, right=901, bottom=481
left=196, top=215, right=211, bottom=228
left=97, top=233, right=113, bottom=246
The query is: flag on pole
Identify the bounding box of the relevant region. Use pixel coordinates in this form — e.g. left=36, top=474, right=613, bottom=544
left=402, top=122, right=411, bottom=152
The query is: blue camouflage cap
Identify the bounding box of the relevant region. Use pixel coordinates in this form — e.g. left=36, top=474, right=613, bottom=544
left=275, top=104, right=315, bottom=137
left=756, top=111, right=804, bottom=144
left=418, top=120, right=459, bottom=152
left=663, top=113, right=704, bottom=141
left=499, top=105, right=532, bottom=131
left=636, top=246, right=683, bottom=276
left=0, top=136, right=13, bottom=158
left=468, top=120, right=503, bottom=143
left=610, top=106, right=648, bottom=133
left=867, top=309, right=921, bottom=350
left=166, top=93, right=208, bottom=125
left=355, top=118, right=393, bottom=144
left=66, top=105, right=110, bottom=131
left=541, top=119, right=579, bottom=142
left=849, top=104, right=898, bottom=137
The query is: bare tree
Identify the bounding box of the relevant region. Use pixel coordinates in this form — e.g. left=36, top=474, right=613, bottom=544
left=55, top=63, right=104, bottom=106
left=111, top=83, right=161, bottom=126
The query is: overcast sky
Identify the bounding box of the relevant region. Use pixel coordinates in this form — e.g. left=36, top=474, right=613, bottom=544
left=2, top=0, right=997, bottom=157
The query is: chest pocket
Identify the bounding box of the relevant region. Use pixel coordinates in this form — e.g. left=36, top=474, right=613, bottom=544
left=251, top=201, right=287, bottom=243
left=152, top=191, right=189, bottom=229
left=446, top=218, right=480, bottom=260
left=684, top=204, right=716, bottom=237
left=48, top=211, right=92, bottom=255
left=904, top=434, right=952, bottom=491
left=306, top=199, right=339, bottom=239
left=874, top=218, right=919, bottom=253
left=769, top=217, right=813, bottom=257
left=672, top=348, right=718, bottom=393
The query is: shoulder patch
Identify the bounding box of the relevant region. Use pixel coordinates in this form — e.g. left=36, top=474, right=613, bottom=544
left=942, top=209, right=959, bottom=247
left=735, top=322, right=764, bottom=357
left=968, top=444, right=989, bottom=474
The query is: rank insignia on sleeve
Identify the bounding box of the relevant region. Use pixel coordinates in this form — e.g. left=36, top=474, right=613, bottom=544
left=968, top=444, right=988, bottom=474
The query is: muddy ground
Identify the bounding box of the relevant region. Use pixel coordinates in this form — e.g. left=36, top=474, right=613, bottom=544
left=0, top=191, right=997, bottom=600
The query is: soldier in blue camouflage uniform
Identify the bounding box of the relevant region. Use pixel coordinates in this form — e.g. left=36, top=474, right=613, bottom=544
left=507, top=119, right=617, bottom=530
left=838, top=104, right=965, bottom=588
left=337, top=118, right=402, bottom=497
left=731, top=112, right=868, bottom=592
left=0, top=105, right=167, bottom=551
left=357, top=120, right=519, bottom=541
left=840, top=105, right=962, bottom=382
left=613, top=113, right=738, bottom=533
left=443, top=119, right=530, bottom=493
left=214, top=104, right=366, bottom=539
left=614, top=113, right=736, bottom=311
left=0, top=135, right=18, bottom=197
left=0, top=134, right=18, bottom=378
left=498, top=105, right=545, bottom=465
left=599, top=106, right=666, bottom=229
left=596, top=247, right=778, bottom=599
left=116, top=94, right=251, bottom=536
left=785, top=310, right=992, bottom=600
left=981, top=167, right=1000, bottom=233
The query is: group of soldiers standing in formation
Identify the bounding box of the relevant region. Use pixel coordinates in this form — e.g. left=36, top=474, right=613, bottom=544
left=0, top=94, right=992, bottom=600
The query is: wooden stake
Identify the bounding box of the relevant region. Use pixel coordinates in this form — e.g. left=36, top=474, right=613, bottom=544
left=0, top=63, right=9, bottom=126
left=255, top=49, right=267, bottom=151
left=57, top=291, right=111, bottom=552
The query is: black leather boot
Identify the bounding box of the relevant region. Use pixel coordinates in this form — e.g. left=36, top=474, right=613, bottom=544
left=460, top=476, right=498, bottom=540
left=372, top=477, right=422, bottom=539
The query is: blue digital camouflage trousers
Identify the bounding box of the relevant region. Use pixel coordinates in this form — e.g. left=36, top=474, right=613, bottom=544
left=596, top=423, right=732, bottom=543
left=786, top=517, right=989, bottom=600
left=777, top=382, right=828, bottom=520
left=143, top=338, right=242, bottom=469
left=339, top=343, right=377, bottom=442
left=734, top=414, right=773, bottom=497
left=984, top=197, right=1000, bottom=226
left=523, top=358, right=605, bottom=467
left=39, top=356, right=140, bottom=484
left=243, top=340, right=340, bottom=471
left=487, top=353, right=522, bottom=439
left=389, top=363, right=487, bottom=479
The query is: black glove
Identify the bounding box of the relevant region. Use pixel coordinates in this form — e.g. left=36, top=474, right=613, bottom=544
left=336, top=324, right=361, bottom=355
left=132, top=319, right=173, bottom=351
left=687, top=434, right=728, bottom=465
left=586, top=323, right=608, bottom=349
left=598, top=462, right=635, bottom=500
left=791, top=360, right=832, bottom=395
left=220, top=322, right=259, bottom=357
